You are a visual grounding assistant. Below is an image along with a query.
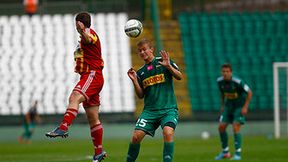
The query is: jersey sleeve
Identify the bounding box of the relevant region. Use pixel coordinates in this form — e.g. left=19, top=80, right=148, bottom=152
left=217, top=81, right=223, bottom=93
left=217, top=77, right=224, bottom=93
left=170, top=59, right=180, bottom=71
left=136, top=70, right=143, bottom=89
left=240, top=81, right=250, bottom=93
left=88, top=32, right=98, bottom=44
left=85, top=29, right=98, bottom=44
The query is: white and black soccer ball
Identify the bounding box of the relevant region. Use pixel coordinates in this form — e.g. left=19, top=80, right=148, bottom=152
left=124, top=19, right=143, bottom=38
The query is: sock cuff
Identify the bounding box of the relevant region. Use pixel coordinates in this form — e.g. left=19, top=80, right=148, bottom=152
left=223, top=147, right=229, bottom=151
left=67, top=108, right=78, bottom=112
left=66, top=108, right=78, bottom=116
left=91, top=124, right=103, bottom=132
left=130, top=143, right=140, bottom=147
left=164, top=142, right=174, bottom=146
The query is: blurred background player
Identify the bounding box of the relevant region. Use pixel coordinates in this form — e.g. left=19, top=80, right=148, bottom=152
left=18, top=100, right=41, bottom=144
left=23, top=0, right=38, bottom=16
left=126, top=39, right=182, bottom=162
left=215, top=63, right=253, bottom=160
left=45, top=12, right=107, bottom=162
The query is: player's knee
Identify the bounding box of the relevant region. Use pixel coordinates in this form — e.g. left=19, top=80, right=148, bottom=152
left=68, top=92, right=77, bottom=102
left=163, top=125, right=174, bottom=141
left=69, top=91, right=84, bottom=103
left=232, top=124, right=241, bottom=133
left=163, top=129, right=174, bottom=141
left=218, top=124, right=226, bottom=132
left=131, top=135, right=140, bottom=144
left=131, top=133, right=142, bottom=144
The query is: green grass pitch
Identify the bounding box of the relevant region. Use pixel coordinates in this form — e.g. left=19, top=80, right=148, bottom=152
left=0, top=136, right=287, bottom=162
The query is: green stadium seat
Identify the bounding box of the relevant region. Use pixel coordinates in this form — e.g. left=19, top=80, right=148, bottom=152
left=257, top=38, right=269, bottom=53
left=209, top=14, right=221, bottom=29
left=179, top=11, right=288, bottom=111
left=279, top=38, right=288, bottom=53
left=221, top=17, right=232, bottom=36
left=178, top=15, right=188, bottom=24
left=275, top=20, right=285, bottom=36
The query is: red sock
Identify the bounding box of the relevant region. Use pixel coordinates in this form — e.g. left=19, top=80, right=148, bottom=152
left=59, top=108, right=78, bottom=131
left=90, top=123, right=103, bottom=155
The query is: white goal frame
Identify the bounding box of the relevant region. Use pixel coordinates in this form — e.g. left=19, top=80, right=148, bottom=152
left=273, top=62, right=288, bottom=139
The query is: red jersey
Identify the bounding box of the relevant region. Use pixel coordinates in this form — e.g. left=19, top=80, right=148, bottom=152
left=74, top=28, right=104, bottom=74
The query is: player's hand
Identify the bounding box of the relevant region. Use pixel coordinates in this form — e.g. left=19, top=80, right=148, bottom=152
left=241, top=106, right=248, bottom=115
left=158, top=50, right=171, bottom=68
left=127, top=68, right=137, bottom=81
left=219, top=107, right=224, bottom=114
left=76, top=21, right=85, bottom=34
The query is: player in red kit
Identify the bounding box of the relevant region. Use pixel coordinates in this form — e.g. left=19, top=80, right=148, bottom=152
left=45, top=12, right=107, bottom=162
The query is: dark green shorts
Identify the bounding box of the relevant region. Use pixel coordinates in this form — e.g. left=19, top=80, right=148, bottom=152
left=135, top=109, right=178, bottom=137
left=219, top=107, right=245, bottom=124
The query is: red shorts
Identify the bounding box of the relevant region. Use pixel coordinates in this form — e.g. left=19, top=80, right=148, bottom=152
left=73, top=70, right=104, bottom=108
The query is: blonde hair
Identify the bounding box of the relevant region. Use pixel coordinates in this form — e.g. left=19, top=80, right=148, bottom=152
left=137, top=38, right=154, bottom=48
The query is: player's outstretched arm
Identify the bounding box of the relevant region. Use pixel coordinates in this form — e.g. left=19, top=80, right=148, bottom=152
left=127, top=68, right=144, bottom=99
left=242, top=90, right=252, bottom=115
left=158, top=50, right=182, bottom=80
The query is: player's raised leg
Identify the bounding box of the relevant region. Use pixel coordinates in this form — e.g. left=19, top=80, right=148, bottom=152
left=126, top=130, right=146, bottom=162
left=45, top=91, right=85, bottom=138
left=231, top=123, right=242, bottom=160
left=85, top=105, right=107, bottom=162
left=215, top=122, right=231, bottom=160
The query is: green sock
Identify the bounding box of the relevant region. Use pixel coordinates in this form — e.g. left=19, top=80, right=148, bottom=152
left=234, top=133, right=242, bottom=156
left=163, top=142, right=174, bottom=162
left=220, top=132, right=229, bottom=153
left=126, top=143, right=140, bottom=162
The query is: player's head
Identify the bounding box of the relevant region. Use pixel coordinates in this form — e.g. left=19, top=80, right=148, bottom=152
left=75, top=12, right=91, bottom=28
left=137, top=38, right=154, bottom=62
left=221, top=63, right=232, bottom=80
left=32, top=100, right=38, bottom=108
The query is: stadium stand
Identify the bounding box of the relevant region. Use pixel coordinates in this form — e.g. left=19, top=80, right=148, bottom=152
left=0, top=13, right=135, bottom=115
left=179, top=12, right=288, bottom=111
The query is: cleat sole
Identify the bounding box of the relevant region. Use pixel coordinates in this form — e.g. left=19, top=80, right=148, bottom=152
left=45, top=133, right=68, bottom=138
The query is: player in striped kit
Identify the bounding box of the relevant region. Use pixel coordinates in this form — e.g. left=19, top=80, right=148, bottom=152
left=45, top=12, right=107, bottom=162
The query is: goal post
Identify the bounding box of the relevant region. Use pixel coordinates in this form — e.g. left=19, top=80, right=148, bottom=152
left=273, top=62, right=288, bottom=139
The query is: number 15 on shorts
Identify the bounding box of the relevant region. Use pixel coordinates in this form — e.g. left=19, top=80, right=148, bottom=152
left=136, top=118, right=147, bottom=127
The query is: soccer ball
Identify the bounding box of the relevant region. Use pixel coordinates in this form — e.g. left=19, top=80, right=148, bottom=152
left=201, top=131, right=210, bottom=140
left=124, top=19, right=143, bottom=38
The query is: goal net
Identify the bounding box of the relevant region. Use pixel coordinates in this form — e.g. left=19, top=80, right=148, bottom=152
left=273, top=62, right=288, bottom=139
